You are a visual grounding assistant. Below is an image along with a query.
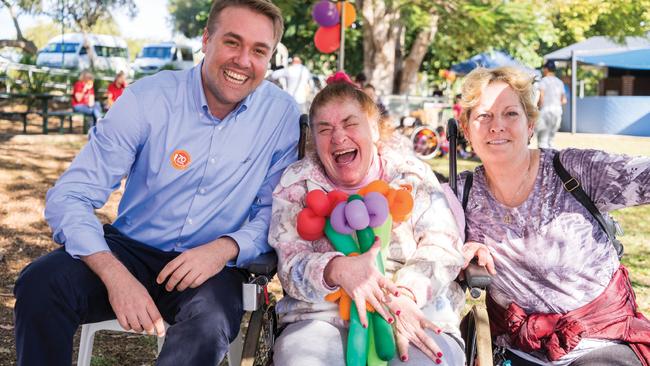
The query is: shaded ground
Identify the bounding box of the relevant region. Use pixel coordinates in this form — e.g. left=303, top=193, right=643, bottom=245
left=0, top=117, right=649, bottom=365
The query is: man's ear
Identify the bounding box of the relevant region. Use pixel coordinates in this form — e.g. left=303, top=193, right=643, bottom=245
left=201, top=28, right=210, bottom=53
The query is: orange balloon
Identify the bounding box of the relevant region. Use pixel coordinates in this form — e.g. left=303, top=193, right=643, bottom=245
left=358, top=180, right=390, bottom=196
left=336, top=1, right=356, bottom=28
left=314, top=25, right=341, bottom=53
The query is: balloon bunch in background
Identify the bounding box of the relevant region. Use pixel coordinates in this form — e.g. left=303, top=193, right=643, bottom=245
left=312, top=0, right=357, bottom=54
left=296, top=180, right=414, bottom=366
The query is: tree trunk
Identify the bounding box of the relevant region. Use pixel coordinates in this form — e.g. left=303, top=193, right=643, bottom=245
left=0, top=0, right=37, bottom=54
left=397, top=14, right=439, bottom=95
left=360, top=0, right=399, bottom=96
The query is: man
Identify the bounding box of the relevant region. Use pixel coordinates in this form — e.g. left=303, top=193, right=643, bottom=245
left=71, top=70, right=103, bottom=125
left=13, top=1, right=300, bottom=365
left=536, top=60, right=567, bottom=148
left=271, top=56, right=313, bottom=113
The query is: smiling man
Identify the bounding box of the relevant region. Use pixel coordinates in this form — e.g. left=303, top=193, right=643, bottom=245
left=13, top=1, right=300, bottom=365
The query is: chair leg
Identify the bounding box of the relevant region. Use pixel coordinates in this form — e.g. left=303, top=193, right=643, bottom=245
left=77, top=324, right=96, bottom=366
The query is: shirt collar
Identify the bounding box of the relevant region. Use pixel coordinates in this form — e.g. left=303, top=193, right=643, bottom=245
left=193, top=60, right=254, bottom=122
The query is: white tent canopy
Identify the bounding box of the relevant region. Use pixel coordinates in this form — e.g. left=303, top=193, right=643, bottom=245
left=544, top=35, right=650, bottom=61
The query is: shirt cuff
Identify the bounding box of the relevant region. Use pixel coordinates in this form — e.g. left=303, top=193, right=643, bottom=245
left=62, top=228, right=110, bottom=259
left=224, top=232, right=259, bottom=267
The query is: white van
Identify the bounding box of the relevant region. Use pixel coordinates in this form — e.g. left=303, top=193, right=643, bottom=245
left=131, top=42, right=195, bottom=74
left=36, top=33, right=131, bottom=74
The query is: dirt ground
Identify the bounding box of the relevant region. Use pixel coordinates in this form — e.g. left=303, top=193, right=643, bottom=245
left=1, top=116, right=649, bottom=365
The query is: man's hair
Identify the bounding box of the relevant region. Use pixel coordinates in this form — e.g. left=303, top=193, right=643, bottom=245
left=543, top=60, right=556, bottom=72
left=459, top=66, right=539, bottom=129
left=206, top=0, right=284, bottom=45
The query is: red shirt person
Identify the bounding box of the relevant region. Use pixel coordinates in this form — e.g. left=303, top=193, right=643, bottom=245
left=71, top=70, right=102, bottom=125
left=106, top=71, right=127, bottom=109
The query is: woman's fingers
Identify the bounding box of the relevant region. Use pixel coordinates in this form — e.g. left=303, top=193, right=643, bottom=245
left=352, top=296, right=369, bottom=327
left=395, top=330, right=410, bottom=362
left=477, top=247, right=497, bottom=275
left=410, top=335, right=438, bottom=361
left=416, top=328, right=444, bottom=363
left=367, top=292, right=393, bottom=324
left=378, top=276, right=401, bottom=298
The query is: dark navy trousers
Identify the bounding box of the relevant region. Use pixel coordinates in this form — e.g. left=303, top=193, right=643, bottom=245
left=14, top=224, right=247, bottom=366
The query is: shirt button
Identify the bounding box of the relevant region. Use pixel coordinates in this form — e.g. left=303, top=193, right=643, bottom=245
left=210, top=158, right=216, bottom=164
left=187, top=218, right=193, bottom=225
left=199, top=188, right=206, bottom=194
left=175, top=242, right=182, bottom=247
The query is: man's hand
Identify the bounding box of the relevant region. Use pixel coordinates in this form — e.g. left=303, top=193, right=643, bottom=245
left=156, top=237, right=239, bottom=292
left=82, top=252, right=165, bottom=336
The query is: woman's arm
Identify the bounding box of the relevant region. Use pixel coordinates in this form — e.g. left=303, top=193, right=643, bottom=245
left=393, top=166, right=465, bottom=307
left=269, top=181, right=344, bottom=303
left=561, top=149, right=650, bottom=212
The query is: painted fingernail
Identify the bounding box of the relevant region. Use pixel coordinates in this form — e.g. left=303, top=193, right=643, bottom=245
left=388, top=317, right=394, bottom=323
left=435, top=358, right=442, bottom=364
left=436, top=328, right=442, bottom=334
left=437, top=352, right=443, bottom=358
left=394, top=291, right=400, bottom=296
left=401, top=355, right=408, bottom=362
left=363, top=323, right=367, bottom=328
left=396, top=310, right=401, bottom=316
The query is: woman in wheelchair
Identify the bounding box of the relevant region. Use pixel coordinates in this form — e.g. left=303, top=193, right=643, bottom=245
left=456, top=66, right=650, bottom=365
left=269, top=81, right=467, bottom=365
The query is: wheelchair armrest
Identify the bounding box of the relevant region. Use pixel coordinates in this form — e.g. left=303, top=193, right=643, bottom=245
left=243, top=251, right=278, bottom=277
left=465, top=262, right=492, bottom=289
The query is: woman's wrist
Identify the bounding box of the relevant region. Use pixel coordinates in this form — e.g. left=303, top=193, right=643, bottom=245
left=323, top=256, right=344, bottom=288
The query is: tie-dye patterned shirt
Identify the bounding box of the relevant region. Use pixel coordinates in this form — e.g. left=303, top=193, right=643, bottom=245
left=269, top=145, right=465, bottom=333
left=459, top=148, right=650, bottom=364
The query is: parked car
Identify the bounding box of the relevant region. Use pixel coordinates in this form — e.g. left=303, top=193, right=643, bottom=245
left=131, top=42, right=195, bottom=75
left=36, top=33, right=131, bottom=74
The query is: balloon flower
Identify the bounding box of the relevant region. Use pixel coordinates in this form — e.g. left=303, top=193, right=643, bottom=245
left=296, top=180, right=414, bottom=366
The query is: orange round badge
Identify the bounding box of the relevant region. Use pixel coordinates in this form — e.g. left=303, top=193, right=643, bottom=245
left=170, top=150, right=191, bottom=170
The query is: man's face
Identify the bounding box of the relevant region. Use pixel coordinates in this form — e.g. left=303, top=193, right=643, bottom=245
left=201, top=6, right=276, bottom=117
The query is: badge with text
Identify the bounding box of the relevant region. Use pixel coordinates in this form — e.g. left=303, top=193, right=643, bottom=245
left=170, top=149, right=191, bottom=170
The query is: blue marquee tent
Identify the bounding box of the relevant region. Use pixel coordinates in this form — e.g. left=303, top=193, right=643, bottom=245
left=578, top=48, right=650, bottom=70
left=450, top=51, right=538, bottom=75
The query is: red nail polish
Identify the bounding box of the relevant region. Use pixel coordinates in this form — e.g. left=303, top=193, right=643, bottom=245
left=437, top=352, right=443, bottom=358
left=395, top=310, right=401, bottom=316
left=363, top=323, right=367, bottom=328
left=435, top=358, right=442, bottom=364
left=394, top=291, right=400, bottom=296
left=436, top=328, right=442, bottom=334
left=401, top=355, right=408, bottom=362
left=388, top=317, right=394, bottom=323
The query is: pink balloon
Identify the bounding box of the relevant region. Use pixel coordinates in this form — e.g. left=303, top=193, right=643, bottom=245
left=312, top=0, right=340, bottom=27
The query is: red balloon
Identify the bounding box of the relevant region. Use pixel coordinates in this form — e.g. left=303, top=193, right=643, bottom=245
left=314, top=25, right=341, bottom=54
left=297, top=207, right=326, bottom=240
left=327, top=190, right=348, bottom=213
left=306, top=189, right=330, bottom=217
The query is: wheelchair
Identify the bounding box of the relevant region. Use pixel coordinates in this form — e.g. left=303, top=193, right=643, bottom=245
left=240, top=117, right=496, bottom=366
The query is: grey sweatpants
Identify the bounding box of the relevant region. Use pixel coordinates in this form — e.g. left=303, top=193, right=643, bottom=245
left=273, top=319, right=465, bottom=365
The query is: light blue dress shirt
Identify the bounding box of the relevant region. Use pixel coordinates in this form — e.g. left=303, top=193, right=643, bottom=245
left=45, top=63, right=300, bottom=266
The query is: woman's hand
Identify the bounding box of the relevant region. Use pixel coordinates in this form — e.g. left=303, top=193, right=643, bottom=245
left=324, top=238, right=400, bottom=327
left=385, top=293, right=444, bottom=363
left=462, top=241, right=496, bottom=275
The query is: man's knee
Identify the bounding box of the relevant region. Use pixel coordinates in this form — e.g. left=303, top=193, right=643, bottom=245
left=14, top=251, right=65, bottom=308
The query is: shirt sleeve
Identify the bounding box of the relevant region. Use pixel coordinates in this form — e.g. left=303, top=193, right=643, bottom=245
left=393, top=164, right=465, bottom=307
left=560, top=148, right=650, bottom=212
left=268, top=176, right=344, bottom=302
left=225, top=104, right=301, bottom=266
left=44, top=88, right=148, bottom=258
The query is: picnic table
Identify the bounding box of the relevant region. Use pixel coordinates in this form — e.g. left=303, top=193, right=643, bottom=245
left=0, top=92, right=90, bottom=134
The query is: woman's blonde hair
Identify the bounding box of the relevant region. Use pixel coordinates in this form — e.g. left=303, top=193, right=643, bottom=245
left=459, top=66, right=539, bottom=128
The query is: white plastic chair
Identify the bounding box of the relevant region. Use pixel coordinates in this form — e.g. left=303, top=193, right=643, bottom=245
left=77, top=319, right=244, bottom=366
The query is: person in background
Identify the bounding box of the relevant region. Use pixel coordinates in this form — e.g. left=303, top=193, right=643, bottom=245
left=13, top=1, right=299, bottom=365
left=535, top=60, right=567, bottom=148
left=362, top=83, right=389, bottom=118
left=271, top=56, right=313, bottom=113
left=354, top=71, right=367, bottom=88
left=106, top=71, right=128, bottom=109
left=71, top=70, right=103, bottom=125
left=458, top=66, right=650, bottom=366
left=452, top=94, right=462, bottom=120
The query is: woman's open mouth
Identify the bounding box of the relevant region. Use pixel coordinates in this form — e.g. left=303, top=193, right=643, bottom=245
left=333, top=148, right=358, bottom=164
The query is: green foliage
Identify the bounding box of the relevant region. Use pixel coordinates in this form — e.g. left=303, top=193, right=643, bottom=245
left=167, top=0, right=212, bottom=38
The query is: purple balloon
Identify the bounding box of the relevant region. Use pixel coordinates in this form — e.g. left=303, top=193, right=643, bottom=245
left=312, top=0, right=340, bottom=27
left=345, top=199, right=370, bottom=230
left=330, top=201, right=353, bottom=234
left=364, top=192, right=389, bottom=227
